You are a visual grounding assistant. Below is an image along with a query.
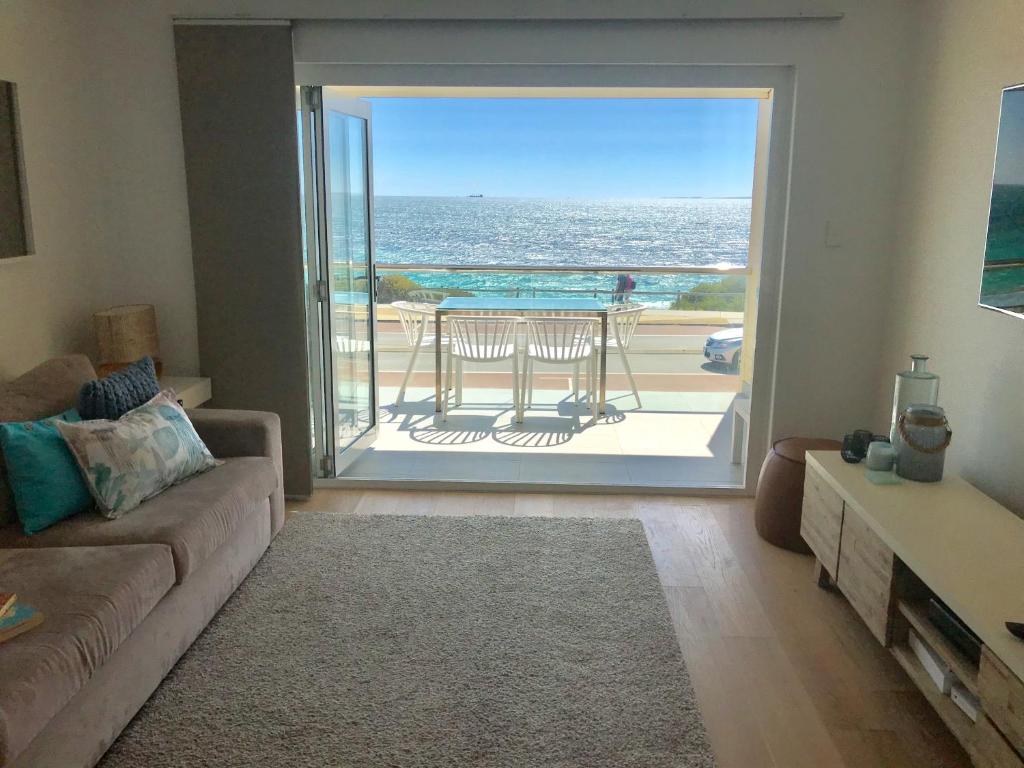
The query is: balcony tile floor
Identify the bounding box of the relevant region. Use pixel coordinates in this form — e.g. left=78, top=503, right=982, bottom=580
left=338, top=385, right=746, bottom=489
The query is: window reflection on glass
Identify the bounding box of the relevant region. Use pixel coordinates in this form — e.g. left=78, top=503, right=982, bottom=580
left=327, top=113, right=373, bottom=447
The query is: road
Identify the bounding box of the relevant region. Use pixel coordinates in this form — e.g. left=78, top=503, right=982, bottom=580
left=370, top=321, right=741, bottom=393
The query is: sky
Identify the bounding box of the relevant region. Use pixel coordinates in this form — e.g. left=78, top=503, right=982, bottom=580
left=994, top=88, right=1024, bottom=186
left=367, top=98, right=759, bottom=199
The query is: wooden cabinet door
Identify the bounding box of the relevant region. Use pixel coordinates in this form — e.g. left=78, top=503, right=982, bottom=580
left=972, top=714, right=1024, bottom=768
left=800, top=465, right=844, bottom=576
left=980, top=647, right=1024, bottom=756
left=836, top=509, right=896, bottom=645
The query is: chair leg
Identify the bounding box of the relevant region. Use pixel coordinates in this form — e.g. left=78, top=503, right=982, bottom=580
left=619, top=346, right=642, bottom=408
left=454, top=358, right=464, bottom=406
left=520, top=358, right=526, bottom=415
left=585, top=355, right=594, bottom=402
left=442, top=352, right=454, bottom=421
left=589, top=356, right=598, bottom=422
left=512, top=353, right=522, bottom=423
left=572, top=362, right=580, bottom=403
left=527, top=358, right=534, bottom=407
left=397, top=342, right=421, bottom=404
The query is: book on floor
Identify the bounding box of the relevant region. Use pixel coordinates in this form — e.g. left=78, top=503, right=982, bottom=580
left=0, top=602, right=43, bottom=644
left=0, top=592, right=14, bottom=618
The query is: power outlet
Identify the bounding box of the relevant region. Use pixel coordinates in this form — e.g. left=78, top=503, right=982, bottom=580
left=825, top=220, right=842, bottom=248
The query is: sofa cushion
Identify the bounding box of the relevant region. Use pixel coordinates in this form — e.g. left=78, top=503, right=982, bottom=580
left=0, top=544, right=175, bottom=766
left=0, top=456, right=277, bottom=583
left=0, top=355, right=97, bottom=526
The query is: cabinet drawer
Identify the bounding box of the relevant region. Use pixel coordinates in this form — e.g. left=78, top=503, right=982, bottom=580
left=980, top=647, right=1024, bottom=755
left=836, top=509, right=896, bottom=645
left=805, top=462, right=844, bottom=512
left=800, top=466, right=843, bottom=575
left=973, top=714, right=1024, bottom=768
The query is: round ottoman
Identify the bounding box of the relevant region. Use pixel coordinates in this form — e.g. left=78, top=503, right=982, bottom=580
left=754, top=437, right=842, bottom=553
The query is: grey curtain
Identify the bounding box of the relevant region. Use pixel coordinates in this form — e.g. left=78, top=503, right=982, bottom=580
left=174, top=23, right=312, bottom=498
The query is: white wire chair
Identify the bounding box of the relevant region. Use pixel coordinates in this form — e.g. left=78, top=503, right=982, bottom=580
left=408, top=289, right=447, bottom=304
left=599, top=303, right=645, bottom=407
left=521, top=317, right=598, bottom=422
left=443, top=316, right=522, bottom=422
left=391, top=301, right=446, bottom=404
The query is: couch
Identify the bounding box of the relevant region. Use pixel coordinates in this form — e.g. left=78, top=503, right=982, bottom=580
left=0, top=355, right=285, bottom=768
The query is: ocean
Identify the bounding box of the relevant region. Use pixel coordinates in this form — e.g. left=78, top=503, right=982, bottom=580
left=372, top=196, right=751, bottom=308
left=981, top=184, right=1024, bottom=310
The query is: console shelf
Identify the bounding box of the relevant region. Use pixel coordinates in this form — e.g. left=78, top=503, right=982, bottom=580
left=898, top=599, right=980, bottom=697
left=891, top=641, right=975, bottom=746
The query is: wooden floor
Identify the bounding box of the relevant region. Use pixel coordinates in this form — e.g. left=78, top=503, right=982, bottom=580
left=288, top=490, right=971, bottom=768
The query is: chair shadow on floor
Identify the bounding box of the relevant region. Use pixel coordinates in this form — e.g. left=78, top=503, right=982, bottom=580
left=380, top=393, right=625, bottom=449
left=355, top=392, right=745, bottom=485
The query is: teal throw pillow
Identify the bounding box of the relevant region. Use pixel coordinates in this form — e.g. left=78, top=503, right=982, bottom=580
left=0, top=409, right=93, bottom=535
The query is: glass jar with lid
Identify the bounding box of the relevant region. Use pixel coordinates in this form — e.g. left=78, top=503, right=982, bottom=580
left=894, top=404, right=952, bottom=482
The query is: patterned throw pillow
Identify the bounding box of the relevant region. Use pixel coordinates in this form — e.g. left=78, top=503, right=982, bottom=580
left=78, top=356, right=160, bottom=421
left=57, top=391, right=220, bottom=517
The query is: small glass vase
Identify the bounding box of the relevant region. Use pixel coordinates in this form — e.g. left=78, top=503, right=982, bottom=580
left=889, top=354, right=940, bottom=444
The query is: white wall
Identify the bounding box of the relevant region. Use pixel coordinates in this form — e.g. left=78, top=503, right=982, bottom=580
left=7, top=1, right=1020, bottom=501
left=877, top=0, right=1024, bottom=514
left=2, top=1, right=919, bottom=463
left=0, top=2, right=112, bottom=378
left=0, top=0, right=199, bottom=379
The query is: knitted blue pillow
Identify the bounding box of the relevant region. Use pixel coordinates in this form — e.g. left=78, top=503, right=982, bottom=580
left=78, top=357, right=160, bottom=420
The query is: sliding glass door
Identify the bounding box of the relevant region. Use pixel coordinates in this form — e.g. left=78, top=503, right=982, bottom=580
left=300, top=87, right=378, bottom=476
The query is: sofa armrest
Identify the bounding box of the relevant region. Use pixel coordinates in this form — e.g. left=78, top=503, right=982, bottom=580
left=187, top=409, right=285, bottom=536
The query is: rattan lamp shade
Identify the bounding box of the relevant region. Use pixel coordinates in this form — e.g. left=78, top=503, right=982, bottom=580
left=94, top=304, right=160, bottom=367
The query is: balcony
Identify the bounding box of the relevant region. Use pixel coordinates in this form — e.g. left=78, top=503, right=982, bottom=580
left=336, top=264, right=754, bottom=489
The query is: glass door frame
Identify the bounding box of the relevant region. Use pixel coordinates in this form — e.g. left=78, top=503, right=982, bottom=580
left=300, top=86, right=380, bottom=477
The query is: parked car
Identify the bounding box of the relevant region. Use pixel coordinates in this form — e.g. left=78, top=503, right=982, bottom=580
left=703, top=326, right=743, bottom=372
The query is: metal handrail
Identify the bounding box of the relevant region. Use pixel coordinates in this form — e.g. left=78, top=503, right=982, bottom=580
left=375, top=262, right=749, bottom=275
left=358, top=261, right=748, bottom=305
left=379, top=285, right=745, bottom=300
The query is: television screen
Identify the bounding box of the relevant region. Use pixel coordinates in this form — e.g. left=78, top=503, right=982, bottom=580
left=980, top=84, right=1024, bottom=316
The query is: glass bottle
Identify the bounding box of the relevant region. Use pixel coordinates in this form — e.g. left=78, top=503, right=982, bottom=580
left=889, top=354, right=940, bottom=443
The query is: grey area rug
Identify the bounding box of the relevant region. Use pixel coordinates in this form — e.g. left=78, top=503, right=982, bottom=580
left=100, top=514, right=715, bottom=767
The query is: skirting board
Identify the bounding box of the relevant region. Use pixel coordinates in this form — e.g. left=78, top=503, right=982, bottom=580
left=314, top=477, right=751, bottom=496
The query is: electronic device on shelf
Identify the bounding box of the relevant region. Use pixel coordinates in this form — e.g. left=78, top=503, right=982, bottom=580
left=927, top=597, right=982, bottom=664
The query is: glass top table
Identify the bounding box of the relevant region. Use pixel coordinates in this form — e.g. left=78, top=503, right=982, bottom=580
left=433, top=297, right=610, bottom=415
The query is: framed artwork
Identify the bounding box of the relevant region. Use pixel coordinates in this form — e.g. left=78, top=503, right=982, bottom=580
left=980, top=84, right=1024, bottom=316
left=0, top=80, right=32, bottom=259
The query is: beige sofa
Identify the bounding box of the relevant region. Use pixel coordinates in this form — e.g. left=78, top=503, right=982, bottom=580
left=0, top=355, right=285, bottom=768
